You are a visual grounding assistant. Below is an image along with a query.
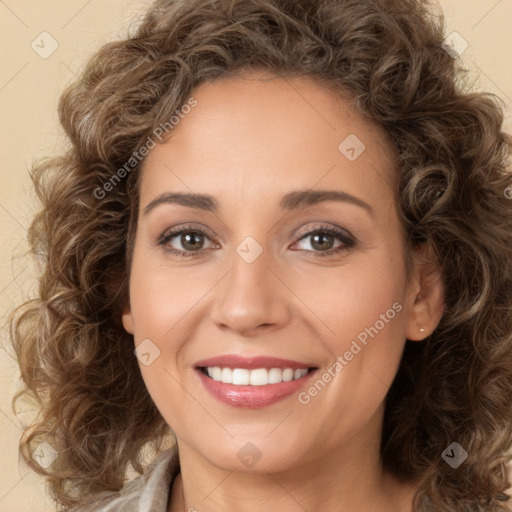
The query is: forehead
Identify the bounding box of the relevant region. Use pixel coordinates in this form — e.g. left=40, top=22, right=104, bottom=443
left=139, top=72, right=397, bottom=214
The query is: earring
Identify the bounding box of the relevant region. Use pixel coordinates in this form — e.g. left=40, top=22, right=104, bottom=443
left=419, top=327, right=425, bottom=334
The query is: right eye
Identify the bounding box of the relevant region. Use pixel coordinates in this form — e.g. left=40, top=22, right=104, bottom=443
left=158, top=226, right=218, bottom=257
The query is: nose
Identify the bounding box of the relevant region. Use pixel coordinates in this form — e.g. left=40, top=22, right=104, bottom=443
left=209, top=246, right=291, bottom=336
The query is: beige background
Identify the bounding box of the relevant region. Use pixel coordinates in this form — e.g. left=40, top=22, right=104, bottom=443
left=1, top=1, right=511, bottom=511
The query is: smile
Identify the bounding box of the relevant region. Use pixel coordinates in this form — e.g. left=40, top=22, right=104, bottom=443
left=194, top=355, right=318, bottom=408
left=200, top=366, right=311, bottom=385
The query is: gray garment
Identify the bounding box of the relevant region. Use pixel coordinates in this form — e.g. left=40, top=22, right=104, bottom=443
left=68, top=445, right=180, bottom=512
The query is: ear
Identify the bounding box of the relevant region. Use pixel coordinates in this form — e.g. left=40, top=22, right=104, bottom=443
left=122, top=305, right=134, bottom=335
left=405, top=243, right=445, bottom=341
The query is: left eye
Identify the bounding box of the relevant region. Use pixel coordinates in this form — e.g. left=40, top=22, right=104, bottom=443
left=292, top=228, right=355, bottom=255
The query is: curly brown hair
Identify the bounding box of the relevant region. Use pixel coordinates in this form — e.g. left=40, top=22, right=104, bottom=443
left=9, top=0, right=512, bottom=510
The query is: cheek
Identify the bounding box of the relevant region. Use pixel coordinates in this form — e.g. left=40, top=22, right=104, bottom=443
left=299, top=248, right=407, bottom=346
left=294, top=249, right=408, bottom=431
left=300, top=246, right=407, bottom=378
left=127, top=247, right=227, bottom=426
left=126, top=247, right=187, bottom=415
left=127, top=247, right=212, bottom=339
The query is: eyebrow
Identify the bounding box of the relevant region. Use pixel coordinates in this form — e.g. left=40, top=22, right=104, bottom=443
left=143, top=189, right=374, bottom=217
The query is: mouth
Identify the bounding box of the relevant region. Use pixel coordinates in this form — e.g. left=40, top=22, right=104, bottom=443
left=194, top=355, right=318, bottom=408
left=197, top=366, right=315, bottom=385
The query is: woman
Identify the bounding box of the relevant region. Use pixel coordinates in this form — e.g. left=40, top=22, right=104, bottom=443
left=10, top=0, right=512, bottom=510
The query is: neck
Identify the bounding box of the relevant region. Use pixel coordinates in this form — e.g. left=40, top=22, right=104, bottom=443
left=168, top=410, right=419, bottom=512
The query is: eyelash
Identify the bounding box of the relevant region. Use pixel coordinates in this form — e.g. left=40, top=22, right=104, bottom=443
left=157, top=223, right=356, bottom=258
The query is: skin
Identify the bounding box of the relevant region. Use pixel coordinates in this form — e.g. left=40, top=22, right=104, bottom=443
left=122, top=71, right=445, bottom=512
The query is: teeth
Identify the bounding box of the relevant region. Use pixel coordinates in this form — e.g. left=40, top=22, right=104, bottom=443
left=249, top=368, right=267, bottom=386
left=205, top=367, right=309, bottom=385
left=212, top=367, right=222, bottom=381
left=282, top=368, right=294, bottom=382
left=232, top=368, right=249, bottom=385
left=221, top=367, right=232, bottom=383
left=268, top=368, right=283, bottom=384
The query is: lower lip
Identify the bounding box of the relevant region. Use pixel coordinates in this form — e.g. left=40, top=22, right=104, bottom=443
left=196, top=369, right=317, bottom=408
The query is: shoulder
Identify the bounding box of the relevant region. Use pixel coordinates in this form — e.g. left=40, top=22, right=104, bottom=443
left=66, top=445, right=180, bottom=512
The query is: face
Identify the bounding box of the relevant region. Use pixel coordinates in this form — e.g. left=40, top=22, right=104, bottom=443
left=122, top=72, right=435, bottom=473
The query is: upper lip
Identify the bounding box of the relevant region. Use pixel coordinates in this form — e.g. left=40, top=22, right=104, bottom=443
left=195, top=354, right=316, bottom=370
